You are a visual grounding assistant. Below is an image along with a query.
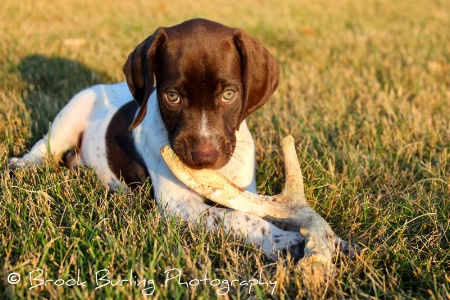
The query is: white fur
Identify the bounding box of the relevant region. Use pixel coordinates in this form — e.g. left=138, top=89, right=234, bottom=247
left=199, top=109, right=211, bottom=138
left=9, top=82, right=305, bottom=259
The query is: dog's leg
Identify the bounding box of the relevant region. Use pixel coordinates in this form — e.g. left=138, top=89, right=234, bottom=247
left=206, top=207, right=306, bottom=260
left=9, top=88, right=98, bottom=168
left=154, top=174, right=306, bottom=260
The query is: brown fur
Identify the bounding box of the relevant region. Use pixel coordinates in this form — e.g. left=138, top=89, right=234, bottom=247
left=105, top=100, right=149, bottom=187
left=122, top=19, right=280, bottom=170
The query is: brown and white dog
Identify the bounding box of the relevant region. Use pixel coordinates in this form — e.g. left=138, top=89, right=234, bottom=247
left=9, top=19, right=305, bottom=259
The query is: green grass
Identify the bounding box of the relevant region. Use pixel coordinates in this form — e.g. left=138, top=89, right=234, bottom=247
left=1, top=0, right=449, bottom=298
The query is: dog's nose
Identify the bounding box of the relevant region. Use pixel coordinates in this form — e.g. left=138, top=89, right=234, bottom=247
left=191, top=144, right=219, bottom=168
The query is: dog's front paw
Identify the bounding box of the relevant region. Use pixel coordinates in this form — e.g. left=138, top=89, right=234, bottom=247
left=8, top=157, right=29, bottom=169
left=336, top=238, right=362, bottom=257
left=286, top=239, right=306, bottom=261
left=273, top=236, right=306, bottom=262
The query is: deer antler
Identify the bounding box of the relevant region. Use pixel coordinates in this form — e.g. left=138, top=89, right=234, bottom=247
left=161, top=136, right=337, bottom=283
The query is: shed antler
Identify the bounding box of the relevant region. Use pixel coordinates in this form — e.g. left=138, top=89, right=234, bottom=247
left=161, top=136, right=336, bottom=281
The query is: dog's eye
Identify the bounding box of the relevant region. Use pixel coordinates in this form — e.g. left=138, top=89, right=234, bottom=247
left=166, top=92, right=180, bottom=103
left=222, top=90, right=236, bottom=103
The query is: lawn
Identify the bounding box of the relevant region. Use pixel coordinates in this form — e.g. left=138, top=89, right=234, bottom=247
left=1, top=0, right=449, bottom=298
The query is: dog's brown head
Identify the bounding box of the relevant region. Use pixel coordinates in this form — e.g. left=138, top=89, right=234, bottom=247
left=123, top=19, right=279, bottom=170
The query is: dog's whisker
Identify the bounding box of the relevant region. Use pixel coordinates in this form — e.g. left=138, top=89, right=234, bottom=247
left=231, top=153, right=245, bottom=167
left=235, top=140, right=252, bottom=146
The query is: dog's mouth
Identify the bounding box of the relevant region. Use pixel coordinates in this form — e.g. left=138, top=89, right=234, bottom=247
left=170, top=138, right=234, bottom=170
left=175, top=147, right=232, bottom=170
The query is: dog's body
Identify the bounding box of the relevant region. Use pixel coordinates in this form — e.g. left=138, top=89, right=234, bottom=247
left=9, top=19, right=306, bottom=259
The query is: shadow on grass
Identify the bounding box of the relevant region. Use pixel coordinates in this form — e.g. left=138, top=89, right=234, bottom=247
left=17, top=54, right=112, bottom=138
left=1, top=55, right=115, bottom=297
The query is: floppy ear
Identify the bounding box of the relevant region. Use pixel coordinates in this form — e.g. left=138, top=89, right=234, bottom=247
left=233, top=29, right=280, bottom=123
left=123, top=28, right=167, bottom=129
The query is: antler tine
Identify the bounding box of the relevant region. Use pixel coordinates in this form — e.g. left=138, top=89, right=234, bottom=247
left=280, top=136, right=306, bottom=204
left=160, top=136, right=338, bottom=284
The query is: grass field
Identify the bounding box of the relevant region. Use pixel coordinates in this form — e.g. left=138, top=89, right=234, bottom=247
left=1, top=0, right=449, bottom=298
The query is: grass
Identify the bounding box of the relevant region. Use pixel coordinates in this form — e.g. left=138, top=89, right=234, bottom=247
left=1, top=0, right=449, bottom=298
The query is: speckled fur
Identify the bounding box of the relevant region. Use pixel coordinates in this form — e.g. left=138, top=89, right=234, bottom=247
left=9, top=82, right=306, bottom=260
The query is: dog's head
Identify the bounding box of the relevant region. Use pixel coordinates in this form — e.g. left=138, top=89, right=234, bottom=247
left=123, top=19, right=279, bottom=170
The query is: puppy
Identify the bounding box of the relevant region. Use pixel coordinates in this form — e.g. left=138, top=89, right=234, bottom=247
left=9, top=19, right=305, bottom=259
